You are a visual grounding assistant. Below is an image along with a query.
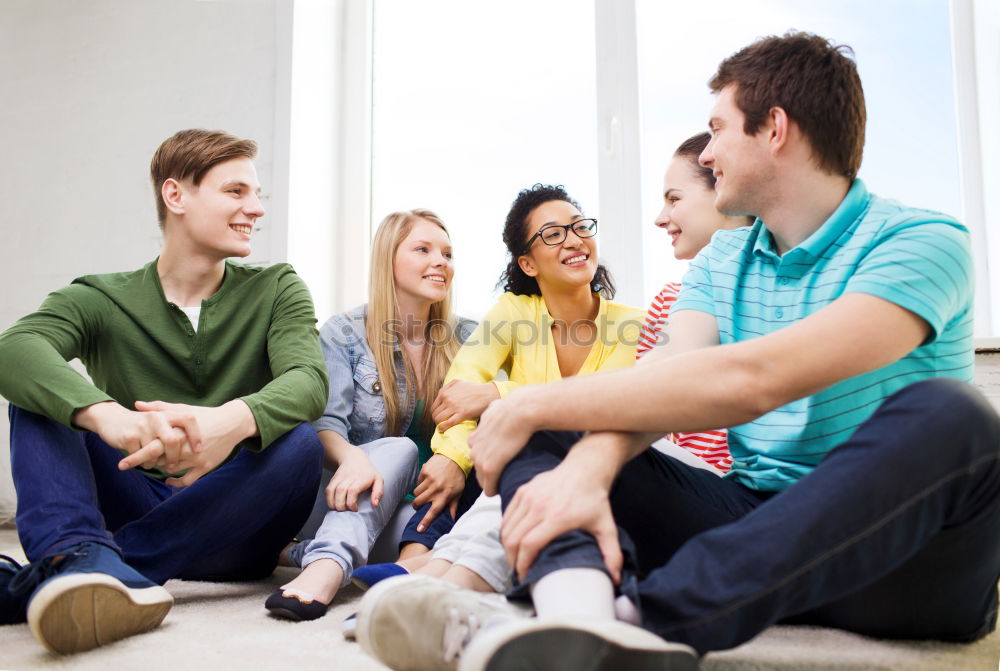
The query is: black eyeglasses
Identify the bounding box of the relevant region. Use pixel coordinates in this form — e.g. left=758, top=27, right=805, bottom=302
left=522, top=218, right=598, bottom=254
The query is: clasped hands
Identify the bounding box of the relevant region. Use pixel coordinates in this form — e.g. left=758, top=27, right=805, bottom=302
left=73, top=399, right=254, bottom=487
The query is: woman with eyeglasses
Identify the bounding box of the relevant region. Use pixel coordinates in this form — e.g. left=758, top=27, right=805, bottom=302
left=349, top=184, right=643, bottom=607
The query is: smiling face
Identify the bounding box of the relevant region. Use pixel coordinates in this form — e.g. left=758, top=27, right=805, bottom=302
left=517, top=199, right=598, bottom=292
left=171, top=157, right=264, bottom=260
left=700, top=85, right=773, bottom=218
left=654, top=156, right=735, bottom=260
left=393, top=217, right=454, bottom=308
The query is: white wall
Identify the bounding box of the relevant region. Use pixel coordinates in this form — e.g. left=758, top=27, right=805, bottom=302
left=0, top=0, right=292, bottom=522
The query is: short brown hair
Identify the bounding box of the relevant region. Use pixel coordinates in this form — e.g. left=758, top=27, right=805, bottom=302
left=149, top=129, right=258, bottom=227
left=709, top=31, right=866, bottom=179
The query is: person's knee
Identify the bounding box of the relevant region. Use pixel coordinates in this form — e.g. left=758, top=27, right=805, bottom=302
left=498, top=430, right=582, bottom=503
left=530, top=430, right=585, bottom=458
left=879, top=379, right=1000, bottom=471
left=367, top=437, right=419, bottom=476
left=9, top=403, right=65, bottom=438
left=268, top=424, right=324, bottom=478
left=898, top=378, right=1000, bottom=438
left=938, top=379, right=1000, bottom=432
left=288, top=422, right=324, bottom=452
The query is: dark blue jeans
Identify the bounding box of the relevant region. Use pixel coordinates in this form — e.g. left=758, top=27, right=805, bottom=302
left=499, top=378, right=1000, bottom=655
left=400, top=470, right=483, bottom=549
left=9, top=405, right=323, bottom=584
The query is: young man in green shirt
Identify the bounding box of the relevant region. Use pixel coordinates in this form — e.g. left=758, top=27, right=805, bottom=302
left=0, top=129, right=329, bottom=654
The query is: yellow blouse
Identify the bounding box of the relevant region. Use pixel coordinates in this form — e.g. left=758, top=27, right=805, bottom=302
left=432, top=292, right=644, bottom=473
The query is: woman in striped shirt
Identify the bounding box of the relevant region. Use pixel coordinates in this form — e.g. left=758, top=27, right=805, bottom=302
left=638, top=132, right=753, bottom=473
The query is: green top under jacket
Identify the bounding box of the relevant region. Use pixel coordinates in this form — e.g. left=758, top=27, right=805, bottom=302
left=0, top=259, right=329, bottom=477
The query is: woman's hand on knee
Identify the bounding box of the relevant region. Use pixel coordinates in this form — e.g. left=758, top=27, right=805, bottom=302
left=326, top=449, right=384, bottom=511
left=411, top=454, right=466, bottom=532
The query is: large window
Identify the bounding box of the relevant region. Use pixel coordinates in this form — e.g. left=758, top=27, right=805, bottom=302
left=371, top=0, right=599, bottom=320
left=635, top=0, right=962, bottom=305
left=356, top=0, right=997, bottom=335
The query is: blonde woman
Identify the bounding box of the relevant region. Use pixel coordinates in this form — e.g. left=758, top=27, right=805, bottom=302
left=265, top=209, right=474, bottom=620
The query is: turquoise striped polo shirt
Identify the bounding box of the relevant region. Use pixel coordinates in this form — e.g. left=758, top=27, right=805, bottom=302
left=673, top=179, right=974, bottom=491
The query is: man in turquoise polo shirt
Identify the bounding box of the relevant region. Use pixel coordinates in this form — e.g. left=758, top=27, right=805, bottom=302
left=354, top=32, right=1000, bottom=671
left=0, top=129, right=328, bottom=654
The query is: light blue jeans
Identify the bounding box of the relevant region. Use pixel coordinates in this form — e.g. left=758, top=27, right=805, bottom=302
left=289, top=436, right=420, bottom=587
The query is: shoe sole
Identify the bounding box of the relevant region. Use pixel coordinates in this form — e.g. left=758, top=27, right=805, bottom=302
left=355, top=575, right=437, bottom=653
left=264, top=592, right=330, bottom=622
left=460, top=618, right=699, bottom=671
left=28, top=573, right=173, bottom=654
left=265, top=605, right=308, bottom=621
left=356, top=575, right=473, bottom=671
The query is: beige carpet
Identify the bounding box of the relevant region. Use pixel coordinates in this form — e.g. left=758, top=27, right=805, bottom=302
left=1, top=530, right=997, bottom=670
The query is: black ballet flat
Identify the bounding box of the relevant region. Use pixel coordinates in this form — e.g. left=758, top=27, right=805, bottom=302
left=264, top=588, right=330, bottom=621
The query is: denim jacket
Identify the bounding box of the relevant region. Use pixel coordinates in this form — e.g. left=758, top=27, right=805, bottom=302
left=313, top=304, right=476, bottom=446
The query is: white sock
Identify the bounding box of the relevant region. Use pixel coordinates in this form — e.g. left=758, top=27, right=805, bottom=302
left=529, top=568, right=615, bottom=619
left=613, top=594, right=641, bottom=625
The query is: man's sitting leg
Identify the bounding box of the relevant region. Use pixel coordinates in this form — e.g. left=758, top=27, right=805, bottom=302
left=458, top=380, right=999, bottom=665
left=469, top=429, right=753, bottom=670
left=7, top=405, right=322, bottom=652
left=114, top=423, right=323, bottom=584
left=634, top=378, right=1000, bottom=653
left=7, top=404, right=173, bottom=654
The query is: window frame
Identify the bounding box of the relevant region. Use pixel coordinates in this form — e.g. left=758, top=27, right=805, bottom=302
left=325, top=0, right=997, bottom=338
left=951, top=0, right=999, bottom=339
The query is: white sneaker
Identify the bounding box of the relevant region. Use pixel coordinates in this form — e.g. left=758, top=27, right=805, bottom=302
left=355, top=575, right=528, bottom=671
left=341, top=612, right=357, bottom=640
left=458, top=616, right=699, bottom=671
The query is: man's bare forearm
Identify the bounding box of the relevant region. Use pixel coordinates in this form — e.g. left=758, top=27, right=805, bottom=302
left=564, top=430, right=666, bottom=489
left=516, top=344, right=764, bottom=438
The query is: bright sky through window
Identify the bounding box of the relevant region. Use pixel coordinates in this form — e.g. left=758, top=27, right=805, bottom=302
left=636, top=0, right=960, bottom=297
left=372, top=0, right=960, bottom=318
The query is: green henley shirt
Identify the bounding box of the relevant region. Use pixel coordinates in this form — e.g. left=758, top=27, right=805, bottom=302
left=0, top=259, right=329, bottom=477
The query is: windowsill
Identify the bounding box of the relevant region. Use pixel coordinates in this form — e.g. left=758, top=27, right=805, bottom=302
left=975, top=337, right=1000, bottom=353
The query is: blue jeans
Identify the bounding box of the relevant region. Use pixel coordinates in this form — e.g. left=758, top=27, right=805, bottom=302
left=499, top=378, right=1000, bottom=654
left=9, top=405, right=323, bottom=584
left=400, top=471, right=483, bottom=549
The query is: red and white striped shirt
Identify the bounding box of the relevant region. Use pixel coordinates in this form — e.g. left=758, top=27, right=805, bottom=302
left=637, top=282, right=732, bottom=474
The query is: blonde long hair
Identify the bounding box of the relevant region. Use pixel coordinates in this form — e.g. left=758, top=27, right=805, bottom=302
left=365, top=209, right=461, bottom=436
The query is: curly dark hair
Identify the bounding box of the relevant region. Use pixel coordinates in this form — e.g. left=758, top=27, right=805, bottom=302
left=497, top=183, right=616, bottom=298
